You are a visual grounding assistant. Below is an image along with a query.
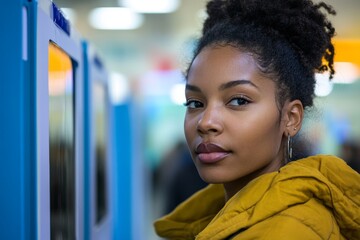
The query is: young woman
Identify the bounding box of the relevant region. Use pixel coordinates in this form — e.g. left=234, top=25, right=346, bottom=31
left=154, top=0, right=360, bottom=239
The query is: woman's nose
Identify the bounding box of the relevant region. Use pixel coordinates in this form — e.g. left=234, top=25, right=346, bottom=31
left=197, top=106, right=223, bottom=135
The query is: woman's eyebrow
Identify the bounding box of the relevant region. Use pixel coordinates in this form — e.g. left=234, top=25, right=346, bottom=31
left=185, top=84, right=201, bottom=92
left=185, top=80, right=258, bottom=92
left=219, top=80, right=259, bottom=91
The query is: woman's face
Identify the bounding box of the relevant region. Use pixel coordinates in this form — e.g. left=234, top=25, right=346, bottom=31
left=184, top=45, right=287, bottom=189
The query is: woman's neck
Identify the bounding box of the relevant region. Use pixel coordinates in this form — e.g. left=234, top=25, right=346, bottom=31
left=223, top=158, right=283, bottom=201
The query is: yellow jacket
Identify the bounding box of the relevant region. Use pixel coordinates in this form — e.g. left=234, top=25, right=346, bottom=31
left=154, top=155, right=360, bottom=239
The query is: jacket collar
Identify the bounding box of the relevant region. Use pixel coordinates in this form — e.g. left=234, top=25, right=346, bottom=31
left=154, top=155, right=360, bottom=239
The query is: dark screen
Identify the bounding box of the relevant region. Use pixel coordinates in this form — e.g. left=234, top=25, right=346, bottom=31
left=48, top=42, right=76, bottom=240
left=93, top=81, right=108, bottom=224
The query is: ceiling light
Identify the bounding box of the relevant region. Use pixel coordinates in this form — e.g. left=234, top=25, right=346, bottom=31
left=89, top=7, right=143, bottom=30
left=120, top=0, right=180, bottom=14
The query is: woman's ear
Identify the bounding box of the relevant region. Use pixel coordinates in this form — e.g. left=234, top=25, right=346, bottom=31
left=283, top=100, right=303, bottom=137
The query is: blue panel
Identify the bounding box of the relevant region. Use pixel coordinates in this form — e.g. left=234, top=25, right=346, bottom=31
left=0, top=0, right=36, bottom=239
left=51, top=2, right=70, bottom=36
left=112, top=102, right=133, bottom=240
left=93, top=55, right=104, bottom=70
left=82, top=41, right=91, bottom=240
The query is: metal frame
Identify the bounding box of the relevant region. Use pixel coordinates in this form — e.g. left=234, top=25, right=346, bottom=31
left=83, top=41, right=113, bottom=240
left=36, top=0, right=84, bottom=239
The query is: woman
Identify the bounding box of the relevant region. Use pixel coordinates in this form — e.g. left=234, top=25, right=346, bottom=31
left=154, top=0, right=360, bottom=239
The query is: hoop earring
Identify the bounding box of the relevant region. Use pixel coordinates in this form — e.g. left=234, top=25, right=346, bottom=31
left=287, top=134, right=293, bottom=162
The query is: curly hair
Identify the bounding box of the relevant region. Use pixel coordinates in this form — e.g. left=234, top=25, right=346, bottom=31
left=186, top=0, right=336, bottom=109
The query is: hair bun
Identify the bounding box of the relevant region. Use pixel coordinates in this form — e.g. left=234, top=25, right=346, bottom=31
left=203, top=0, right=336, bottom=78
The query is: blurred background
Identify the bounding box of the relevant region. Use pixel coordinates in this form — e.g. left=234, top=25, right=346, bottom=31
left=53, top=0, right=360, bottom=238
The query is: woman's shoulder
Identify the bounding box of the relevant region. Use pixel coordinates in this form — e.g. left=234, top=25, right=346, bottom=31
left=230, top=155, right=359, bottom=239
left=277, top=198, right=339, bottom=237
left=232, top=198, right=339, bottom=240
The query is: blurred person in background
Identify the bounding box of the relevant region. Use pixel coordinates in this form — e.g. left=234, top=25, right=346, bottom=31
left=154, top=0, right=360, bottom=239
left=154, top=141, right=207, bottom=215
left=340, top=140, right=360, bottom=173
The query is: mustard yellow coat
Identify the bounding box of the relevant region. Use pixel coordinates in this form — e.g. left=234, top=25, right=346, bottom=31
left=154, top=155, right=360, bottom=239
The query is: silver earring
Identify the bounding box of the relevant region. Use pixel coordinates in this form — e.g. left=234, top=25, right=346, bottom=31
left=287, top=134, right=293, bottom=162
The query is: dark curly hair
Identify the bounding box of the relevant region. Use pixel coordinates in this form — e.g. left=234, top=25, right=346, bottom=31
left=186, top=0, right=336, bottom=109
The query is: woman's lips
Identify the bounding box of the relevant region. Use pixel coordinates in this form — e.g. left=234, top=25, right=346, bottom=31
left=195, top=143, right=230, bottom=164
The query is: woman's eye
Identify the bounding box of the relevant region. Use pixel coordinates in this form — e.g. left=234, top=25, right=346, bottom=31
left=228, top=97, right=250, bottom=106
left=184, top=100, right=203, bottom=109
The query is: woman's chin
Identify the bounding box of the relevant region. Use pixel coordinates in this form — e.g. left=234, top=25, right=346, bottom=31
left=198, top=172, right=230, bottom=184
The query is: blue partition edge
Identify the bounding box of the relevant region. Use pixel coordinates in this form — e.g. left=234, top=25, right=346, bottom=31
left=0, top=0, right=37, bottom=239
left=82, top=41, right=91, bottom=240
left=112, top=102, right=133, bottom=240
